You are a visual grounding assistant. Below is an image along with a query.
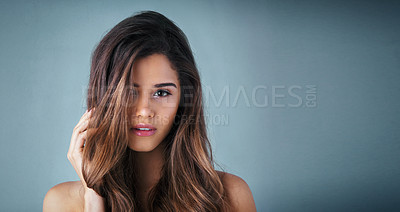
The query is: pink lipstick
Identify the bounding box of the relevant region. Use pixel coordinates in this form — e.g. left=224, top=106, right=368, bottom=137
left=131, top=123, right=156, bottom=136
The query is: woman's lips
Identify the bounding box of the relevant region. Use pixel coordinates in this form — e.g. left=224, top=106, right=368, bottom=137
left=131, top=123, right=156, bottom=136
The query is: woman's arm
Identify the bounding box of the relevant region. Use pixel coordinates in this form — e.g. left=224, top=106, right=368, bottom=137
left=44, top=109, right=106, bottom=211
left=67, top=108, right=105, bottom=211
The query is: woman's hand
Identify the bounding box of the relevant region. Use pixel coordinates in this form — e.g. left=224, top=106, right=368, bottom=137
left=67, top=108, right=106, bottom=211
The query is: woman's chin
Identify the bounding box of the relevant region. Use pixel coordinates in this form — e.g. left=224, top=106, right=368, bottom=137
left=128, top=143, right=160, bottom=153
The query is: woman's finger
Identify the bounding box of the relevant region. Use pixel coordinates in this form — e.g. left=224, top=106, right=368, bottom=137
left=79, top=108, right=95, bottom=122
left=69, top=130, right=87, bottom=181
left=68, top=122, right=88, bottom=157
left=69, top=110, right=94, bottom=154
left=76, top=130, right=87, bottom=150
left=66, top=108, right=97, bottom=192
left=75, top=109, right=94, bottom=132
left=69, top=125, right=98, bottom=161
left=76, top=120, right=89, bottom=134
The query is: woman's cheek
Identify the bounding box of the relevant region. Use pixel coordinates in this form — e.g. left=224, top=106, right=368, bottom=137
left=161, top=97, right=179, bottom=108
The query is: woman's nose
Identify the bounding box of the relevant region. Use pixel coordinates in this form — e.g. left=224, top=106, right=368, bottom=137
left=134, top=94, right=154, bottom=118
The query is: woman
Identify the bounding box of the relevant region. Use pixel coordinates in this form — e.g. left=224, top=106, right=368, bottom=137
left=43, top=11, right=256, bottom=212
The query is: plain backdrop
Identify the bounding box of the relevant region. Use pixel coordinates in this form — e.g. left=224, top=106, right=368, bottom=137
left=1, top=0, right=399, bottom=211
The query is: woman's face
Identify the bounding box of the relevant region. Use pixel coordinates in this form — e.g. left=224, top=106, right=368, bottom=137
left=128, top=53, right=181, bottom=152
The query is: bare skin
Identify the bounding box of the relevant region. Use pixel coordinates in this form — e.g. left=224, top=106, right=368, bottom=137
left=43, top=54, right=257, bottom=211
left=43, top=172, right=256, bottom=212
left=43, top=108, right=106, bottom=212
left=133, top=141, right=166, bottom=209
left=43, top=110, right=257, bottom=211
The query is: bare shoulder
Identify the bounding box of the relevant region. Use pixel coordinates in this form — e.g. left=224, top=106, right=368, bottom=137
left=43, top=181, right=84, bottom=212
left=217, top=171, right=257, bottom=211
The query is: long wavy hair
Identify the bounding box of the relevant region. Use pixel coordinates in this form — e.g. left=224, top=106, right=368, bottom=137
left=82, top=11, right=230, bottom=211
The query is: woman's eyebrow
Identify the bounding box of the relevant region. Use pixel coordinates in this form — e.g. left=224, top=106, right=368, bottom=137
left=133, top=82, right=177, bottom=88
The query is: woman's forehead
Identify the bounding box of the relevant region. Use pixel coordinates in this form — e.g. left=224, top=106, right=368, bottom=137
left=130, top=54, right=179, bottom=86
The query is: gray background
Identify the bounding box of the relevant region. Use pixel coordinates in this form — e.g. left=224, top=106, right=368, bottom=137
left=1, top=0, right=399, bottom=211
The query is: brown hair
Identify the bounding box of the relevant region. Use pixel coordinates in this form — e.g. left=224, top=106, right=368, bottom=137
left=82, top=11, right=230, bottom=211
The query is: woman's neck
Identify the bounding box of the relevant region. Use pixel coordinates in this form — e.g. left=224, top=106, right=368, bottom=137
left=133, top=142, right=165, bottom=192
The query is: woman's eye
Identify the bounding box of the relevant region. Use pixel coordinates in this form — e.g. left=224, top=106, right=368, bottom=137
left=154, top=89, right=171, bottom=97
